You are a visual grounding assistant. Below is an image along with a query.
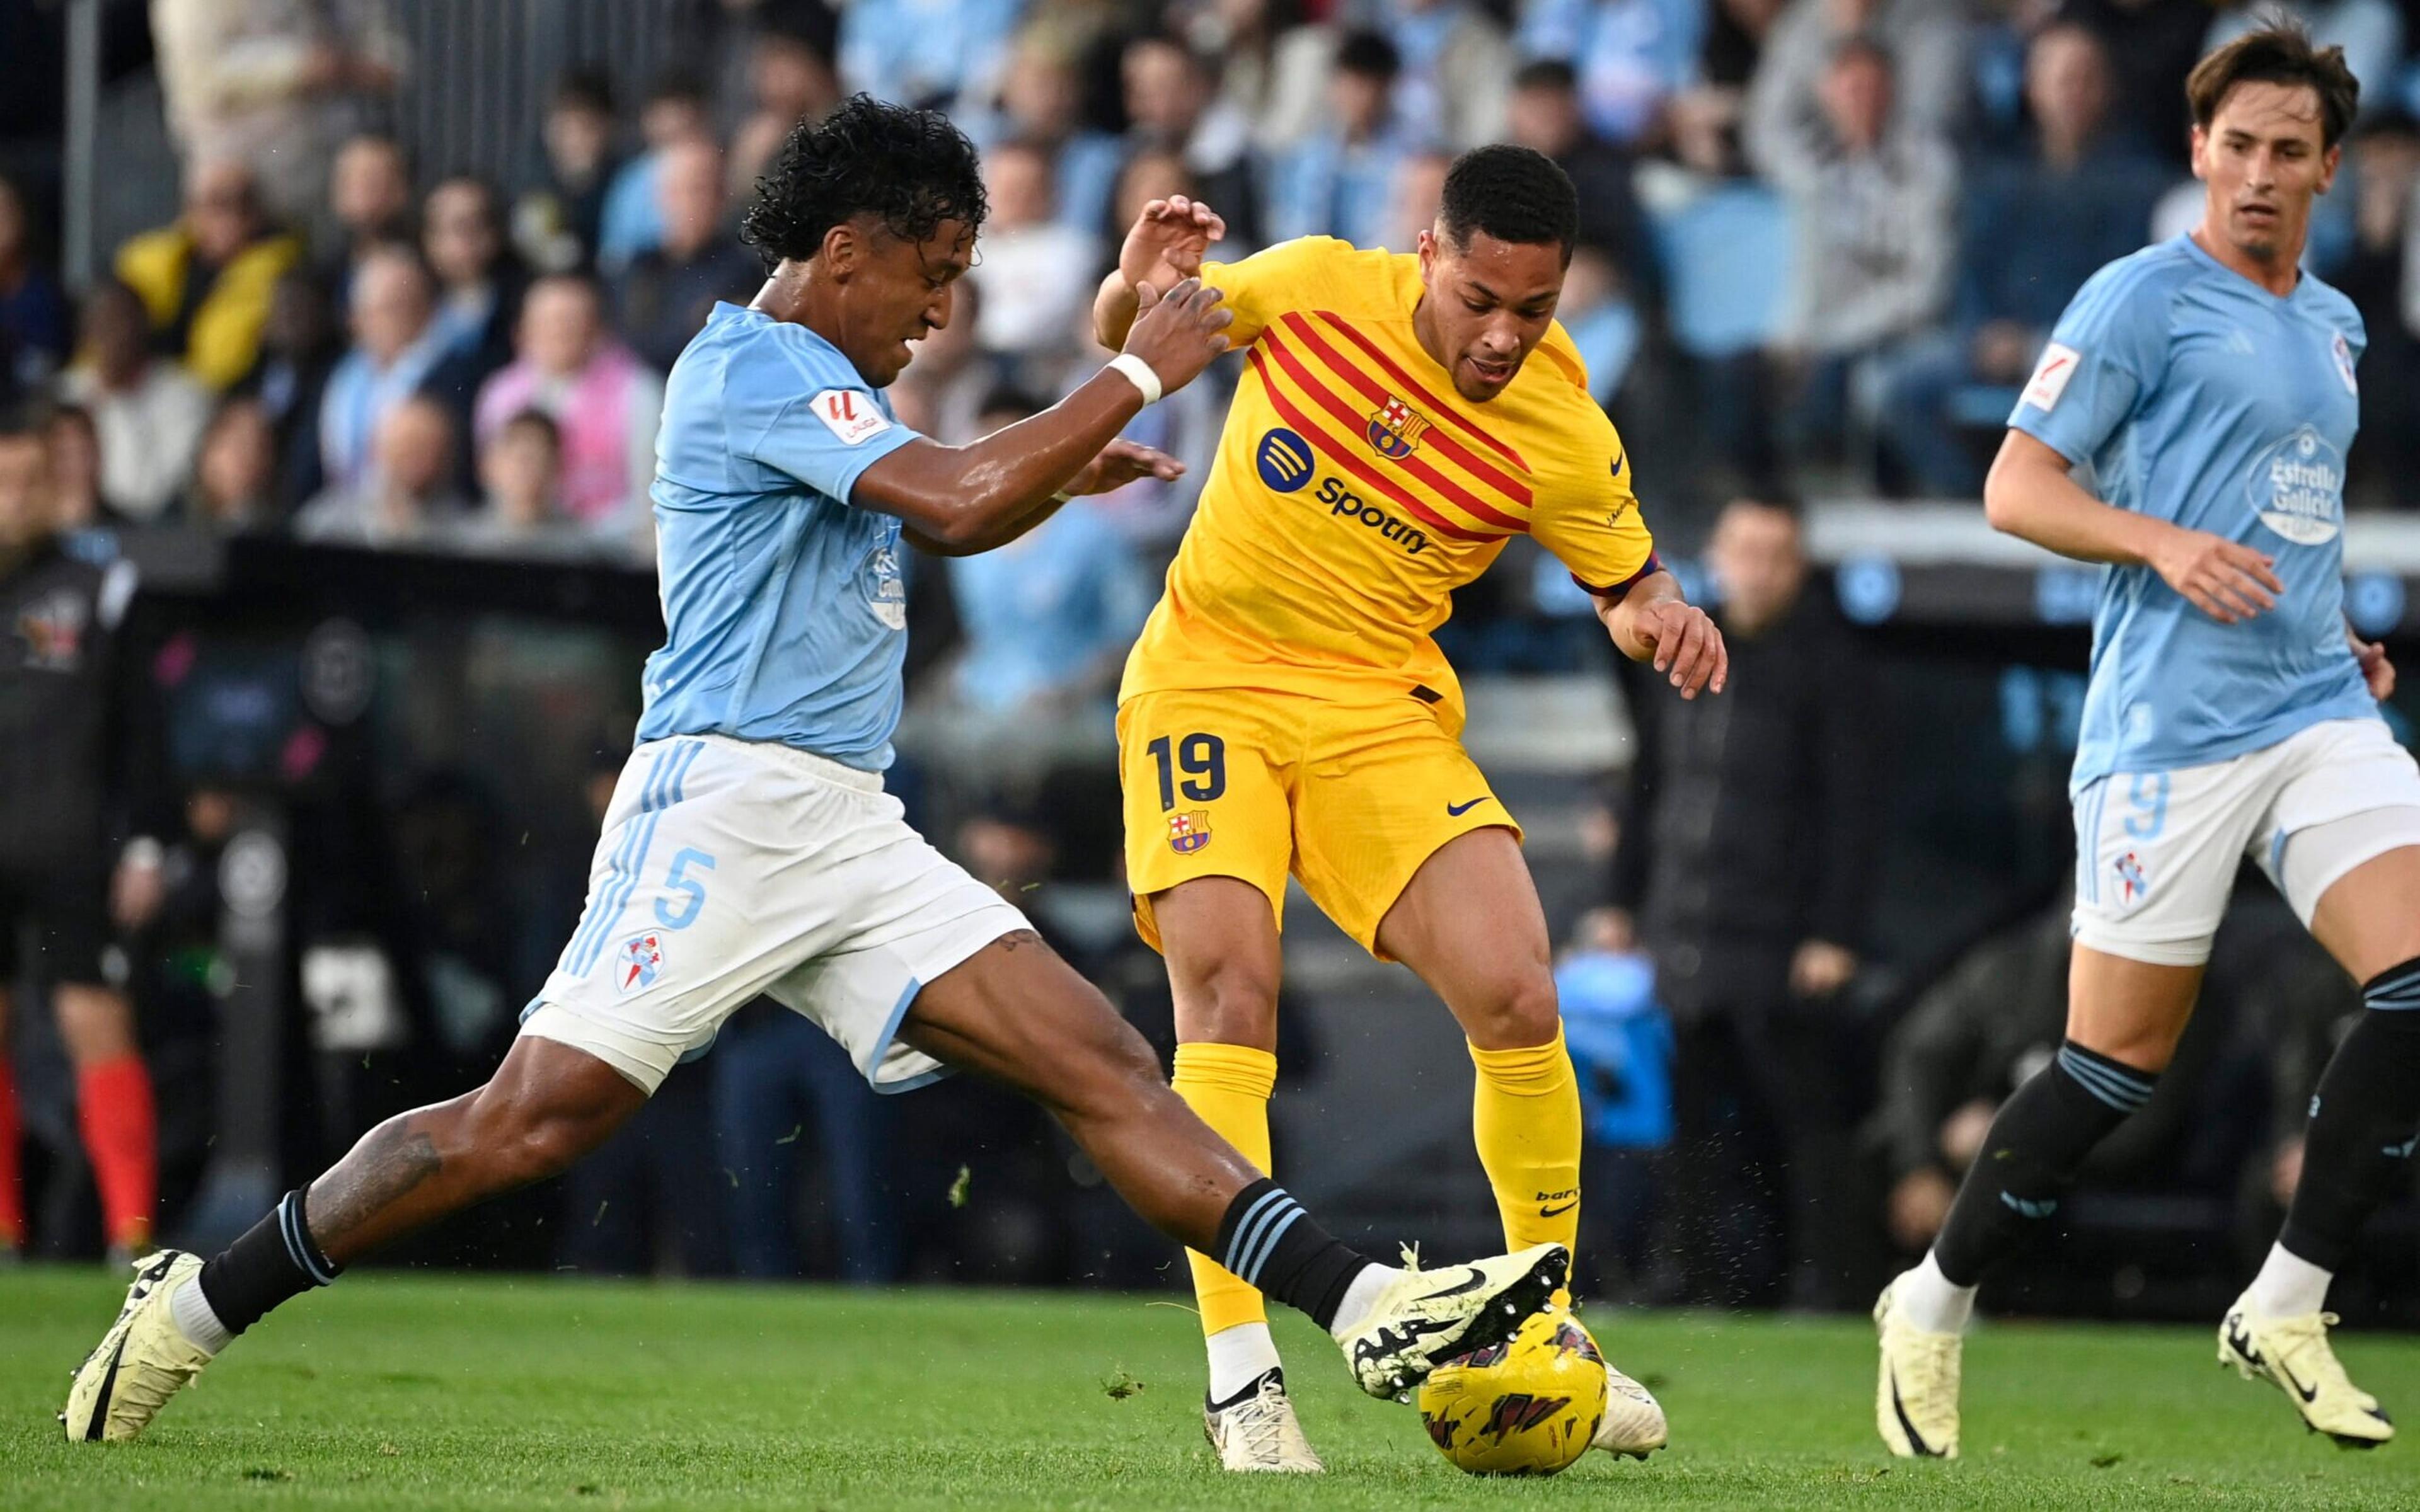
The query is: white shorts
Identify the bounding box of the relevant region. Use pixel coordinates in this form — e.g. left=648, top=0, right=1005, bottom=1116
left=520, top=733, right=1029, bottom=1093
left=2073, top=718, right=2420, bottom=967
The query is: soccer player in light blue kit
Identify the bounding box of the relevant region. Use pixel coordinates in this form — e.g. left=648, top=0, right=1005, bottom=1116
left=61, top=100, right=1571, bottom=1445
left=1874, top=26, right=2420, bottom=1459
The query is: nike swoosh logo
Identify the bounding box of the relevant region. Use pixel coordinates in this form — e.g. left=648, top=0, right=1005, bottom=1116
left=1889, top=1370, right=1937, bottom=1457
left=1537, top=1200, right=1577, bottom=1218
left=2278, top=1359, right=2322, bottom=1404
left=86, top=1335, right=127, bottom=1441
left=1445, top=797, right=1492, bottom=816
left=1416, top=1268, right=1489, bottom=1303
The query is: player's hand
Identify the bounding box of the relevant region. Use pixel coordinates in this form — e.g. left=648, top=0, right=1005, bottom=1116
left=1121, top=276, right=1232, bottom=395
left=1790, top=938, right=1858, bottom=998
left=1630, top=599, right=1727, bottom=699
left=1063, top=438, right=1184, bottom=497
left=2150, top=525, right=2283, bottom=624
left=2351, top=627, right=2396, bottom=700
left=110, top=850, right=165, bottom=932
left=1119, top=194, right=1225, bottom=294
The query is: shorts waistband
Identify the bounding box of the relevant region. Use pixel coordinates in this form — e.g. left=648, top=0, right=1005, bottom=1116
left=655, top=732, right=887, bottom=794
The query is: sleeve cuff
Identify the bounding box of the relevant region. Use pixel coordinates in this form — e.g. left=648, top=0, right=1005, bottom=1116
left=1577, top=551, right=1664, bottom=602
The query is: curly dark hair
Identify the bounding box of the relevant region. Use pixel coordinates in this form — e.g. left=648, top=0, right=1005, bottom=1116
left=740, top=95, right=988, bottom=273
left=1438, top=145, right=1577, bottom=262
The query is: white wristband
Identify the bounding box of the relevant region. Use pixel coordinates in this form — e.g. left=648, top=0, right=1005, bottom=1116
left=1105, top=352, right=1163, bottom=406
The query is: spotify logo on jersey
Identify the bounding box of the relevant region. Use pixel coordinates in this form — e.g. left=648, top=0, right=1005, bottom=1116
left=1257, top=428, right=1314, bottom=493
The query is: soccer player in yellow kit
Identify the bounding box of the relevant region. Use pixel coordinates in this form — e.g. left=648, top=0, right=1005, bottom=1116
left=1092, top=146, right=1727, bottom=1472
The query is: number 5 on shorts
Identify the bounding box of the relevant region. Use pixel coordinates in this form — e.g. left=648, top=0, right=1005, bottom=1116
left=1146, top=733, right=1226, bottom=811
left=654, top=847, right=717, bottom=929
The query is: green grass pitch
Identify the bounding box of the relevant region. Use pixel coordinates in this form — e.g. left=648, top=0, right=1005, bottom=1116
left=4, top=1267, right=2418, bottom=1509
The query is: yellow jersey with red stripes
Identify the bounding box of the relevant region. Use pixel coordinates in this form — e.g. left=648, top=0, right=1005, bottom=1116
left=1118, top=236, right=1656, bottom=726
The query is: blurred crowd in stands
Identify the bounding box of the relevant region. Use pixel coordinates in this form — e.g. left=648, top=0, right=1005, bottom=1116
left=0, top=0, right=2412, bottom=1309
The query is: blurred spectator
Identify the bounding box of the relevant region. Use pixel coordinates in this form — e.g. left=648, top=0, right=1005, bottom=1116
left=1504, top=59, right=1664, bottom=318
left=1124, top=34, right=1264, bottom=249
left=837, top=0, right=1022, bottom=112
left=1361, top=0, right=1513, bottom=149
left=148, top=0, right=405, bottom=222
left=1557, top=920, right=1674, bottom=1298
left=183, top=396, right=279, bottom=534
left=891, top=277, right=996, bottom=445
left=1609, top=492, right=1877, bottom=1307
left=1557, top=245, right=1645, bottom=406
left=597, top=72, right=714, bottom=274
left=1877, top=22, right=2165, bottom=496
left=1381, top=148, right=1455, bottom=253
left=60, top=280, right=213, bottom=523
left=1517, top=0, right=1707, bottom=149
left=444, top=409, right=594, bottom=558
left=938, top=390, right=1150, bottom=736
left=43, top=406, right=101, bottom=532
left=1745, top=0, right=1968, bottom=178
left=476, top=275, right=664, bottom=528
left=1265, top=30, right=1409, bottom=249
left=2058, top=0, right=2208, bottom=164
left=2337, top=111, right=2420, bottom=507
left=516, top=70, right=623, bottom=275
left=2205, top=1, right=2400, bottom=125
left=970, top=142, right=1100, bottom=365
left=1765, top=38, right=1956, bottom=468
left=1670, top=0, right=1790, bottom=175
left=614, top=137, right=763, bottom=374
left=422, top=178, right=527, bottom=385
left=321, top=134, right=417, bottom=293
left=976, top=35, right=1126, bottom=241
left=239, top=270, right=342, bottom=511
left=113, top=159, right=302, bottom=393
left=297, top=392, right=465, bottom=546
left=1185, top=0, right=1334, bottom=152
left=317, top=246, right=468, bottom=495
left=727, top=27, right=841, bottom=202
left=0, top=173, right=69, bottom=389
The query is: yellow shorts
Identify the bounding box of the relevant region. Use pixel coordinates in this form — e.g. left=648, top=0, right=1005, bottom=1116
left=1117, top=687, right=1521, bottom=956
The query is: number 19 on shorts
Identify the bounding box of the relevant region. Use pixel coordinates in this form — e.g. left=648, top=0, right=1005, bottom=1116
left=1146, top=733, right=1226, bottom=810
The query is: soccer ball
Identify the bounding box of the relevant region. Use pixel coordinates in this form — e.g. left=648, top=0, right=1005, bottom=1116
left=1416, top=1307, right=1608, bottom=1476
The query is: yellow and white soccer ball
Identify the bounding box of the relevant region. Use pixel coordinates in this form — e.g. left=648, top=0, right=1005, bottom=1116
left=1416, top=1307, right=1609, bottom=1476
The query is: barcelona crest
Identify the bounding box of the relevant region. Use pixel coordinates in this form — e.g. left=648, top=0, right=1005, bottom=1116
left=1168, top=810, right=1213, bottom=855
left=1366, top=395, right=1431, bottom=460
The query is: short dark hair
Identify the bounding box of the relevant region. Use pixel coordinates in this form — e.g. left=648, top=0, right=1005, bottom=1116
left=645, top=67, right=710, bottom=110
left=1828, top=33, right=1894, bottom=74
left=2187, top=20, right=2360, bottom=149
left=741, top=94, right=988, bottom=272
left=551, top=67, right=616, bottom=117
left=1335, top=30, right=1401, bottom=83
left=1512, top=58, right=1578, bottom=94
left=1727, top=486, right=1803, bottom=520
left=975, top=386, right=1049, bottom=424
left=498, top=407, right=562, bottom=450
left=1438, top=145, right=1577, bottom=260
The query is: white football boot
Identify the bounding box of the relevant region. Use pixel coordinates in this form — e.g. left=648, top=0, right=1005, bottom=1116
left=2219, top=1292, right=2394, bottom=1448
left=1873, top=1280, right=1961, bottom=1459
left=1591, top=1361, right=1668, bottom=1458
left=1203, top=1370, right=1325, bottom=1473
left=63, top=1251, right=215, bottom=1443
left=1334, top=1241, right=1567, bottom=1398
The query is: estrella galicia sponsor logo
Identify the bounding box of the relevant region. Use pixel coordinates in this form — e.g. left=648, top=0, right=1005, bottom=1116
left=2247, top=424, right=2344, bottom=546
left=1315, top=476, right=1431, bottom=555
left=1257, top=427, right=1315, bottom=492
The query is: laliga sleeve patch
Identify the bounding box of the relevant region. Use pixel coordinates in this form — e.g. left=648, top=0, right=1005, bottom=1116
left=812, top=389, right=892, bottom=445
left=2020, top=343, right=2080, bottom=413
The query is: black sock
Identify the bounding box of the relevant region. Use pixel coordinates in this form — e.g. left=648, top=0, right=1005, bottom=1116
left=196, top=1187, right=341, bottom=1336
left=1933, top=1040, right=2157, bottom=1286
left=1214, top=1179, right=1371, bottom=1331
left=2280, top=958, right=2420, bottom=1272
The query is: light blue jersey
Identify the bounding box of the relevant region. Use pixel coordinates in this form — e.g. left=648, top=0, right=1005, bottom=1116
left=635, top=303, right=921, bottom=770
left=2010, top=235, right=2377, bottom=796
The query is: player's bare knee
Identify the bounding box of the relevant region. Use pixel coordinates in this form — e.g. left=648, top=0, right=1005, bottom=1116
left=1461, top=971, right=1562, bottom=1051
left=1175, top=953, right=1281, bottom=1049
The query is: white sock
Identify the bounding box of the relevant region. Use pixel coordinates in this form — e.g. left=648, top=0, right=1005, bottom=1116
left=170, top=1276, right=233, bottom=1355
left=1204, top=1322, right=1282, bottom=1405
left=1893, top=1251, right=1976, bottom=1336
left=1327, top=1262, right=1396, bottom=1343
left=2247, top=1242, right=2333, bottom=1319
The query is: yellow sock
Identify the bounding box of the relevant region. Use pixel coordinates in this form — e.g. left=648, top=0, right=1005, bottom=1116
left=1172, top=1041, right=1278, bottom=1337
left=1470, top=1029, right=1582, bottom=1307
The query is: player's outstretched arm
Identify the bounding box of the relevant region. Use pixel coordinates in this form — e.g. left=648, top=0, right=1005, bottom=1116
left=858, top=278, right=1231, bottom=556
left=1093, top=194, right=1226, bottom=350
left=1986, top=430, right=2283, bottom=625
left=1598, top=571, right=1727, bottom=700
